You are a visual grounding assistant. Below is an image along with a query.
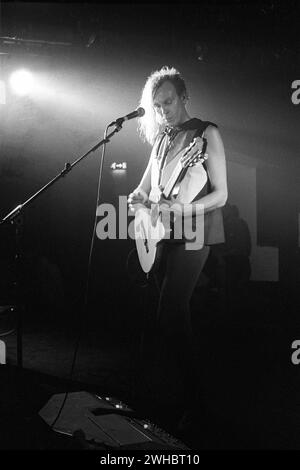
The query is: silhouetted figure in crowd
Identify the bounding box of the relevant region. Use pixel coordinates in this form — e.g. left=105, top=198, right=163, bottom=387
left=212, top=203, right=251, bottom=308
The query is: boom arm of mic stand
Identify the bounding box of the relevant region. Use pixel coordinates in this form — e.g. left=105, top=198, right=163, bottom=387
left=0, top=122, right=123, bottom=368
left=0, top=123, right=122, bottom=226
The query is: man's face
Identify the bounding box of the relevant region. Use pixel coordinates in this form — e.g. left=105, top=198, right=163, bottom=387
left=153, top=80, right=187, bottom=127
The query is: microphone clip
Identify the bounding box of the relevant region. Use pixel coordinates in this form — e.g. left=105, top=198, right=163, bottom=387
left=108, top=119, right=123, bottom=129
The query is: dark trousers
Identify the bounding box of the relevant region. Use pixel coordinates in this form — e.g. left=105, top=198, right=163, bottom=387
left=149, top=242, right=210, bottom=404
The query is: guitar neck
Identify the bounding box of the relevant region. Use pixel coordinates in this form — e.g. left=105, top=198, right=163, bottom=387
left=161, top=137, right=206, bottom=200
left=162, top=160, right=184, bottom=198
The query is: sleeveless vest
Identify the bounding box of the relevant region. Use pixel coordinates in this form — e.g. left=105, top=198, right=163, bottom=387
left=150, top=118, right=225, bottom=245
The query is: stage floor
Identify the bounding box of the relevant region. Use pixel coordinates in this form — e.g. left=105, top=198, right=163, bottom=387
left=1, top=282, right=300, bottom=450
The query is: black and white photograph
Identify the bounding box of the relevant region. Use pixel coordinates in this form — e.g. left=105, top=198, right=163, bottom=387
left=0, top=0, right=299, bottom=455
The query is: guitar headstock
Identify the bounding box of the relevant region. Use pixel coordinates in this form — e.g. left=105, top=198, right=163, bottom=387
left=180, top=136, right=208, bottom=168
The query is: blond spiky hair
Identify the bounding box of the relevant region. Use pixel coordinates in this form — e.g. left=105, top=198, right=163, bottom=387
left=137, top=66, right=188, bottom=145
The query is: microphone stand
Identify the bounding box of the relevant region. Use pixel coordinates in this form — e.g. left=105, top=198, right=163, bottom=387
left=0, top=123, right=123, bottom=368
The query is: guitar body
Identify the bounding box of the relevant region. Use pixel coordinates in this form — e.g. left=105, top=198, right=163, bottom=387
left=134, top=206, right=166, bottom=273
left=133, top=136, right=208, bottom=274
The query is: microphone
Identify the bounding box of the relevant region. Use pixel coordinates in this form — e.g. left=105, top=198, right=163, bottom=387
left=110, top=107, right=145, bottom=126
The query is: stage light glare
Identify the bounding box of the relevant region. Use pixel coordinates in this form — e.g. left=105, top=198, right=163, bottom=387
left=9, top=69, right=35, bottom=96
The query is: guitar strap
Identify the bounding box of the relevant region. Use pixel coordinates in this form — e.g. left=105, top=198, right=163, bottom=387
left=156, top=127, right=182, bottom=186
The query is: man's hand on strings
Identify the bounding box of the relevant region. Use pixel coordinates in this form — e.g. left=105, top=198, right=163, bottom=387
left=127, top=190, right=149, bottom=214
left=150, top=197, right=183, bottom=225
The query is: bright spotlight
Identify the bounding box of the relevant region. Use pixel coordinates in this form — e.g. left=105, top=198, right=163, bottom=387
left=9, top=69, right=35, bottom=96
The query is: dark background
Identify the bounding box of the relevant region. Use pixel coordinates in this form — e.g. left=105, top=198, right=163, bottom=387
left=0, top=1, right=300, bottom=450
left=0, top=1, right=299, bottom=324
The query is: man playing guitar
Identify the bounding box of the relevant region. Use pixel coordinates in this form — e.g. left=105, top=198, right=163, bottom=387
left=128, top=66, right=228, bottom=430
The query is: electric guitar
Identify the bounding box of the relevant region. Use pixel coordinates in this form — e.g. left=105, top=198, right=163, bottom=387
left=134, top=136, right=208, bottom=273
